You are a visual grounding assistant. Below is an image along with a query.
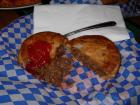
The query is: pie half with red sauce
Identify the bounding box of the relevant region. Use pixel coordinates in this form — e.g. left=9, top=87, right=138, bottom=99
left=18, top=32, right=72, bottom=87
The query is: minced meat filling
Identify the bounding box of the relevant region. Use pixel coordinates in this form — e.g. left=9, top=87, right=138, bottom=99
left=71, top=48, right=107, bottom=76
left=41, top=45, right=73, bottom=87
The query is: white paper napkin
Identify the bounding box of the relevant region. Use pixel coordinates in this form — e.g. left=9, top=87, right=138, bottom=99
left=33, top=4, right=130, bottom=41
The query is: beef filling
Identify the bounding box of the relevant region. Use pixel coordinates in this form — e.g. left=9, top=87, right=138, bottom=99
left=41, top=45, right=73, bottom=87
left=71, top=48, right=107, bottom=77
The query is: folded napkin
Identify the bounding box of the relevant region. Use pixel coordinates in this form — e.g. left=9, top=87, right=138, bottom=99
left=34, top=4, right=129, bottom=41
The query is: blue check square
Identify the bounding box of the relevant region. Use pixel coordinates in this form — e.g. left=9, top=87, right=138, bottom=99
left=23, top=94, right=36, bottom=100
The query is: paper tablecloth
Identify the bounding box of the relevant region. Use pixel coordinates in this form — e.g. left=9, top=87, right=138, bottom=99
left=0, top=14, right=140, bottom=105
left=34, top=4, right=129, bottom=41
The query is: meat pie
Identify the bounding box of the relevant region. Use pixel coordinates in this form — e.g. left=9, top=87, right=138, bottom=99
left=18, top=32, right=121, bottom=87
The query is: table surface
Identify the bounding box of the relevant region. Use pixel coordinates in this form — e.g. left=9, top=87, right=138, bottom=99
left=0, top=11, right=20, bottom=29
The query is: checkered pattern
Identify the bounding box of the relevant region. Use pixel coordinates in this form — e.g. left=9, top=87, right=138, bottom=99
left=50, top=0, right=102, bottom=4
left=119, top=0, right=140, bottom=17
left=51, top=0, right=140, bottom=17
left=0, top=14, right=140, bottom=105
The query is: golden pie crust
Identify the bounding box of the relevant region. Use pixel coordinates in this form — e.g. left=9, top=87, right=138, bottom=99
left=69, top=35, right=121, bottom=80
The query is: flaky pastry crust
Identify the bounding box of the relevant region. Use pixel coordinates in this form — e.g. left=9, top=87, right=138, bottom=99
left=18, top=31, right=68, bottom=68
left=69, top=35, right=121, bottom=80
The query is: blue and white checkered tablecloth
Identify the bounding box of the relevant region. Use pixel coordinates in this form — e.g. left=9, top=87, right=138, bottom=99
left=51, top=0, right=140, bottom=17
left=0, top=14, right=140, bottom=105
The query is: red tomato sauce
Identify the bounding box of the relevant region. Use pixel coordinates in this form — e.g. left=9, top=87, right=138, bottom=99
left=26, top=40, right=52, bottom=75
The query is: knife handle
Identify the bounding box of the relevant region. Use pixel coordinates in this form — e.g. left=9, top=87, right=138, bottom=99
left=64, top=21, right=116, bottom=37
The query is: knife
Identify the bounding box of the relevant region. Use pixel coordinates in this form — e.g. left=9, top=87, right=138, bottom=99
left=64, top=21, right=116, bottom=37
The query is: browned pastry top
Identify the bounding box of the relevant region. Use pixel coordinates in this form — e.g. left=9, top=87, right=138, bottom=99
left=69, top=35, right=121, bottom=80
left=18, top=31, right=68, bottom=67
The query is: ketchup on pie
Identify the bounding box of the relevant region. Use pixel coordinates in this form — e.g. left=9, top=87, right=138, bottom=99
left=26, top=40, right=52, bottom=75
